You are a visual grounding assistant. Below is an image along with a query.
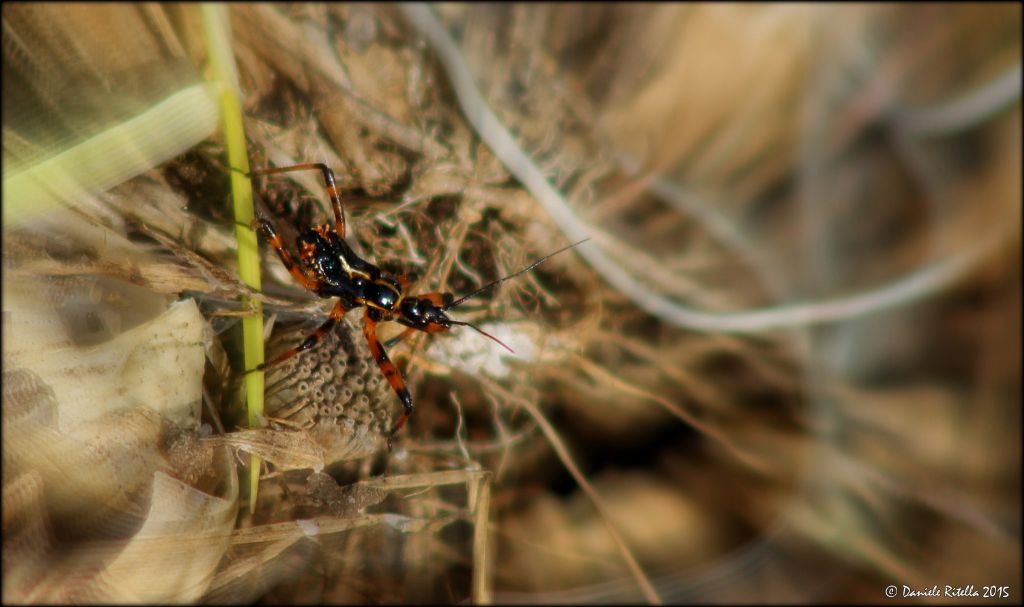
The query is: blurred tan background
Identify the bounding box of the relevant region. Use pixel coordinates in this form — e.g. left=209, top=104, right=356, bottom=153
left=3, top=3, right=1020, bottom=604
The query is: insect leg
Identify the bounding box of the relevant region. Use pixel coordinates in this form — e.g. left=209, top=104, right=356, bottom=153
left=396, top=272, right=420, bottom=291
left=249, top=299, right=348, bottom=373
left=254, top=216, right=322, bottom=291
left=363, top=311, right=413, bottom=448
left=384, top=327, right=417, bottom=349
left=248, top=163, right=346, bottom=238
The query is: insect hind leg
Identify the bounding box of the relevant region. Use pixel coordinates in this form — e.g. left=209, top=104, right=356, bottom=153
left=248, top=163, right=347, bottom=238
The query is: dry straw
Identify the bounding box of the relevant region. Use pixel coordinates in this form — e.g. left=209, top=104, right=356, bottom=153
left=2, top=3, right=1019, bottom=604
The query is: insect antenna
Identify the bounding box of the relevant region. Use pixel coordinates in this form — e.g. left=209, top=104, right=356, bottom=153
left=443, top=238, right=590, bottom=310
left=450, top=320, right=516, bottom=354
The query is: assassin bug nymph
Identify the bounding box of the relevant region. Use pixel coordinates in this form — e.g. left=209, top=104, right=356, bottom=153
left=241, top=163, right=585, bottom=448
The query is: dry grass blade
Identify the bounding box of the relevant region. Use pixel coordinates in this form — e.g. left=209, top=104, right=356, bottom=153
left=472, top=473, right=494, bottom=605
left=480, top=378, right=662, bottom=605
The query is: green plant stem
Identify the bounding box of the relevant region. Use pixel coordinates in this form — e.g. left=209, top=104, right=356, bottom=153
left=201, top=3, right=265, bottom=514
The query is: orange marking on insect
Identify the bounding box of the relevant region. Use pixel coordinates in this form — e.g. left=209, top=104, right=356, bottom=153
left=384, top=369, right=406, bottom=390
left=421, top=293, right=445, bottom=306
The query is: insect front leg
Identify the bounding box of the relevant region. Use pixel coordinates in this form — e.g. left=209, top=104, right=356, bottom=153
left=362, top=310, right=413, bottom=449
left=247, top=299, right=349, bottom=373
left=384, top=327, right=417, bottom=349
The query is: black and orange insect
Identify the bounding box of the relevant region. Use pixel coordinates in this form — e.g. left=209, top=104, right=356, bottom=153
left=242, top=163, right=584, bottom=447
